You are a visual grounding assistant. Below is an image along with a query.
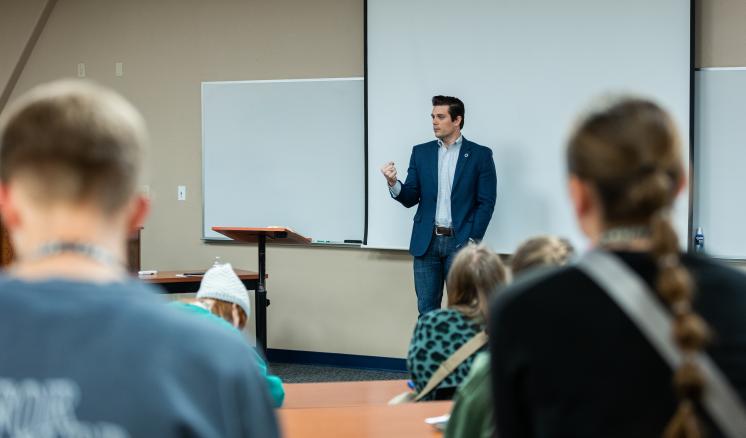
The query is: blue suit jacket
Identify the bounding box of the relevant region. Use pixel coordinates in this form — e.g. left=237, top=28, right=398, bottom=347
left=394, top=137, right=497, bottom=257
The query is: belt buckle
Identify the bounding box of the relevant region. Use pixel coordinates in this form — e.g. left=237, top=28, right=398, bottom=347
left=435, top=226, right=450, bottom=236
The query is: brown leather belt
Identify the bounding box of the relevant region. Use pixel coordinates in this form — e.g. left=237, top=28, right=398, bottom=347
left=434, top=226, right=454, bottom=236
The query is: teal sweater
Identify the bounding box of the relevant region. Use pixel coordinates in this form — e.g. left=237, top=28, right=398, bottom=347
left=170, top=302, right=285, bottom=407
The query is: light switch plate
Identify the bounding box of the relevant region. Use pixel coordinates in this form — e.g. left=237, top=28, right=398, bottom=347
left=177, top=185, right=186, bottom=201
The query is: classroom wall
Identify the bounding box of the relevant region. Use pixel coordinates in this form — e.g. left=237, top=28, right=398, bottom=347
left=0, top=0, right=46, bottom=97
left=696, top=0, right=746, bottom=67
left=0, top=0, right=740, bottom=359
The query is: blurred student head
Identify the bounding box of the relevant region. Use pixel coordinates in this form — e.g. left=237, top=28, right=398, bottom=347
left=566, top=96, right=684, bottom=244
left=567, top=96, right=708, bottom=437
left=0, top=79, right=149, bottom=269
left=511, top=235, right=574, bottom=277
left=447, top=243, right=507, bottom=322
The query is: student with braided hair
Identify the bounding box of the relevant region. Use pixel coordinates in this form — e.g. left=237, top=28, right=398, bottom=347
left=489, top=97, right=746, bottom=437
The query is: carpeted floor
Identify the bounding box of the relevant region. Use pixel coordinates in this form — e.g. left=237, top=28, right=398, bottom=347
left=270, top=362, right=409, bottom=383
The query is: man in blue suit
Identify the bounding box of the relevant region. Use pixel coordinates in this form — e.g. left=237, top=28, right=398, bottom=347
left=381, top=95, right=497, bottom=316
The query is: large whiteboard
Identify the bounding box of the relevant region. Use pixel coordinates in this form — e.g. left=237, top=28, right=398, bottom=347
left=694, top=69, right=746, bottom=259
left=202, top=78, right=364, bottom=242
left=366, top=0, right=691, bottom=253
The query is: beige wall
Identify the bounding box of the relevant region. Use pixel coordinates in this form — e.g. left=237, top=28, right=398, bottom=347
left=696, top=0, right=746, bottom=67
left=4, top=0, right=418, bottom=359
left=0, top=0, right=47, bottom=98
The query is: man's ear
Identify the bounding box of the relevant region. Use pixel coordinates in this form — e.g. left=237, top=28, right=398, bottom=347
left=0, top=183, right=22, bottom=230
left=126, top=194, right=150, bottom=234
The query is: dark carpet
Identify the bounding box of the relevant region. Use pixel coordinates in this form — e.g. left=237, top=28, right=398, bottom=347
left=270, top=362, right=409, bottom=383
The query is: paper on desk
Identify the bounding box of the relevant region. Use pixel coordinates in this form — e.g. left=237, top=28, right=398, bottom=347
left=425, top=414, right=450, bottom=431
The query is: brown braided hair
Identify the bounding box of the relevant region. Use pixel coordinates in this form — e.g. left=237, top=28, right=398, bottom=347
left=567, top=97, right=711, bottom=438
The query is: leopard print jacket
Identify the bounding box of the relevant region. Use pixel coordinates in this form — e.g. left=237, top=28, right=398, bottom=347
left=407, top=308, right=486, bottom=401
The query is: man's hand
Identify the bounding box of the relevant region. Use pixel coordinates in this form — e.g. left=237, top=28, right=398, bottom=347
left=381, top=161, right=398, bottom=187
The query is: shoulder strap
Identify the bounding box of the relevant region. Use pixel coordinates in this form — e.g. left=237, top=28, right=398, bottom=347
left=577, top=250, right=746, bottom=438
left=414, top=331, right=487, bottom=401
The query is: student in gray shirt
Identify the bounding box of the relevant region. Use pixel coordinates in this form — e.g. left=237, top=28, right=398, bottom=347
left=0, top=80, right=279, bottom=437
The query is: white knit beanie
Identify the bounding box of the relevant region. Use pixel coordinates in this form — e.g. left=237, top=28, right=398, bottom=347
left=196, top=263, right=251, bottom=318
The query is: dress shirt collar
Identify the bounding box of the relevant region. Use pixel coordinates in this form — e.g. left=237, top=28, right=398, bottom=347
left=437, top=135, right=463, bottom=149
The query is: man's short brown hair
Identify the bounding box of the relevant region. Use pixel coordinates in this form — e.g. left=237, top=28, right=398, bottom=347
left=0, top=80, right=147, bottom=213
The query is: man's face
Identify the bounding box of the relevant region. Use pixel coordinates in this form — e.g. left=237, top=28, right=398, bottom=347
left=431, top=105, right=460, bottom=140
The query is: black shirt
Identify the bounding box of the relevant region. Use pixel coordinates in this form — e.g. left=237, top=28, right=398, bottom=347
left=489, top=252, right=746, bottom=438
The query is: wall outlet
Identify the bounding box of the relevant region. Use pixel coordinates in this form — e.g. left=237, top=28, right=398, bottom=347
left=77, top=63, right=86, bottom=77
left=177, top=185, right=186, bottom=201
left=115, top=62, right=124, bottom=77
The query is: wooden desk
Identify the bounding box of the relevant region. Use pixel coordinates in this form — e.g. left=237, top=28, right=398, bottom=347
left=283, top=380, right=409, bottom=409
left=141, top=269, right=259, bottom=294
left=279, top=401, right=451, bottom=438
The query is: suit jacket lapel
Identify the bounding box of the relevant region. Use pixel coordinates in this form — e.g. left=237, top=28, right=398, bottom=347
left=452, top=138, right=472, bottom=192
left=428, top=141, right=438, bottom=188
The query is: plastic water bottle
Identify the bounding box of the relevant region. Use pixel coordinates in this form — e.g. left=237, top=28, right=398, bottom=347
left=694, top=227, right=705, bottom=253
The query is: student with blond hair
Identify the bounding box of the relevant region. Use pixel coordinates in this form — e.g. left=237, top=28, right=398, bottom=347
left=490, top=97, right=746, bottom=437
left=0, top=80, right=278, bottom=437
left=406, top=243, right=506, bottom=401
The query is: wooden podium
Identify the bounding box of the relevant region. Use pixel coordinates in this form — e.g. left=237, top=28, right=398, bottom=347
left=212, top=227, right=311, bottom=354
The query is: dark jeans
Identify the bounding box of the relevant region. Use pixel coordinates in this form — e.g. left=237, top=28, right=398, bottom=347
left=413, top=234, right=458, bottom=316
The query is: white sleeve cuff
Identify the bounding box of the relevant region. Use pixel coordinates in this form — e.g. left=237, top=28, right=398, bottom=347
left=389, top=181, right=402, bottom=197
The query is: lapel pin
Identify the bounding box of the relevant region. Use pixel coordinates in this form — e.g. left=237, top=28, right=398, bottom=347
left=464, top=153, right=469, bottom=158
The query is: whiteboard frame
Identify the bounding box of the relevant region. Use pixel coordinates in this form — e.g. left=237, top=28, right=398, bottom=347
left=201, top=77, right=365, bottom=243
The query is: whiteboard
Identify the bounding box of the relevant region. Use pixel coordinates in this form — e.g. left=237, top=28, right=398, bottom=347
left=202, top=78, right=365, bottom=242
left=366, top=0, right=691, bottom=253
left=694, top=69, right=746, bottom=259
